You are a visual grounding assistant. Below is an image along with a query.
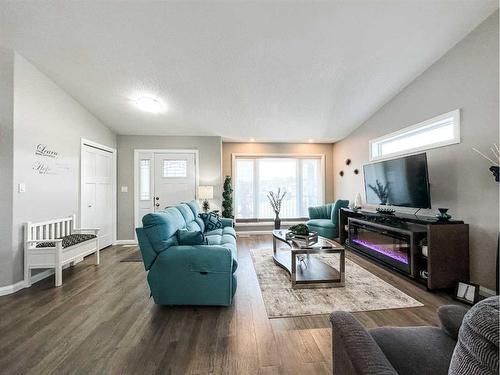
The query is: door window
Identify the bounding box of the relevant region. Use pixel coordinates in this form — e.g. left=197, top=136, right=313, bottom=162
left=162, top=160, right=187, bottom=178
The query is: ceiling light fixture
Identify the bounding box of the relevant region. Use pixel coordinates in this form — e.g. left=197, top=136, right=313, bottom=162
left=134, top=95, right=165, bottom=113
left=249, top=138, right=255, bottom=142
left=308, top=139, right=314, bottom=143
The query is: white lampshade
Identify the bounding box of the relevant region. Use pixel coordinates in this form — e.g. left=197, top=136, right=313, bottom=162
left=198, top=185, right=214, bottom=200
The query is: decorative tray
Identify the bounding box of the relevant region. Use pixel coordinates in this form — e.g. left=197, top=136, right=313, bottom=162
left=286, top=231, right=318, bottom=247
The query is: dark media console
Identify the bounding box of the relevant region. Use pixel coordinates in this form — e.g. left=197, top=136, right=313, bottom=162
left=339, top=208, right=469, bottom=290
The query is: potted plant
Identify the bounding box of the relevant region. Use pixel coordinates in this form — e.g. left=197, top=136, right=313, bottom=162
left=267, top=188, right=286, bottom=229
left=222, top=175, right=234, bottom=218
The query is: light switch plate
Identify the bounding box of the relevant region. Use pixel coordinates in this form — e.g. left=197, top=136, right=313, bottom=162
left=18, top=183, right=26, bottom=193
left=121, top=186, right=128, bottom=193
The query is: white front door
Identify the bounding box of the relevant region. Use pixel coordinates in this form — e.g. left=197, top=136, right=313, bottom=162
left=135, top=151, right=197, bottom=228
left=153, top=153, right=196, bottom=210
left=81, top=144, right=114, bottom=248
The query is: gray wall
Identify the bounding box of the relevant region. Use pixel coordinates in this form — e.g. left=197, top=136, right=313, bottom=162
left=333, top=11, right=499, bottom=290
left=0, top=49, right=14, bottom=286
left=117, top=135, right=223, bottom=240
left=4, top=53, right=116, bottom=287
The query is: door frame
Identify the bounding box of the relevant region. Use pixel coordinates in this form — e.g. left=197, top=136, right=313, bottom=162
left=80, top=138, right=117, bottom=246
left=133, top=149, right=200, bottom=229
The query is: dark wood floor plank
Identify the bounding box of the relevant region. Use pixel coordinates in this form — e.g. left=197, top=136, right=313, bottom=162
left=0, top=235, right=461, bottom=374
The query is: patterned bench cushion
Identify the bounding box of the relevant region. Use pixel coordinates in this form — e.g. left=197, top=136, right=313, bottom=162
left=36, top=233, right=97, bottom=248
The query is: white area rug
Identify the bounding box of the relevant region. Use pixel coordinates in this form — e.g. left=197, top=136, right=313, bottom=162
left=250, top=249, right=423, bottom=318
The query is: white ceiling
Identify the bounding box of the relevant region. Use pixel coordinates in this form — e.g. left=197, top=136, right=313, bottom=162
left=0, top=1, right=497, bottom=142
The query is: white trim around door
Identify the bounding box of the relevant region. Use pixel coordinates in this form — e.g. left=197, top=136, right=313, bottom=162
left=133, top=149, right=200, bottom=231
left=80, top=138, right=117, bottom=247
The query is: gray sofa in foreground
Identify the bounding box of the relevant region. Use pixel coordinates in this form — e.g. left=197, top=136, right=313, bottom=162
left=330, top=296, right=499, bottom=375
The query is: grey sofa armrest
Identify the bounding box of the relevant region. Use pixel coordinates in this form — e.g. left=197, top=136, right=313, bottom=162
left=438, top=304, right=469, bottom=340
left=330, top=312, right=398, bottom=375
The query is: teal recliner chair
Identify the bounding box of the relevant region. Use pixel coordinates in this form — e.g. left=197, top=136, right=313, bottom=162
left=135, top=201, right=237, bottom=306
left=306, top=200, right=349, bottom=239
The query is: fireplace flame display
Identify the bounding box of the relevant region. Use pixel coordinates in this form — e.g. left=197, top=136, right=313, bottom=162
left=348, top=221, right=411, bottom=274
left=351, top=239, right=409, bottom=265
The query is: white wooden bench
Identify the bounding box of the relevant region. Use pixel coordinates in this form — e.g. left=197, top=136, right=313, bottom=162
left=24, top=215, right=100, bottom=287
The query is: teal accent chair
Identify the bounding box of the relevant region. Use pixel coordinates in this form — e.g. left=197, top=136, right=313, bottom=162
left=135, top=201, right=237, bottom=306
left=306, top=200, right=349, bottom=239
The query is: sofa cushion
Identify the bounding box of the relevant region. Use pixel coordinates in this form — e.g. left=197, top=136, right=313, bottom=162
left=35, top=233, right=96, bottom=248
left=205, top=229, right=223, bottom=237
left=199, top=212, right=223, bottom=231
left=175, top=203, right=196, bottom=223
left=370, top=326, right=456, bottom=375
left=306, top=219, right=335, bottom=228
left=449, top=296, right=499, bottom=375
left=176, top=229, right=207, bottom=246
left=223, top=226, right=236, bottom=238
left=142, top=208, right=184, bottom=253
left=438, top=305, right=469, bottom=340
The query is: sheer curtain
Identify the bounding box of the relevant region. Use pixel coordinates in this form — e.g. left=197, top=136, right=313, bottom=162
left=234, top=156, right=323, bottom=219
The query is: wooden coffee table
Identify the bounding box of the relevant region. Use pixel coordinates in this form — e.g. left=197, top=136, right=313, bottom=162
left=272, top=229, right=345, bottom=289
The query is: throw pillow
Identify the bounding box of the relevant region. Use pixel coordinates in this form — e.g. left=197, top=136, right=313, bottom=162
left=448, top=296, right=499, bottom=375
left=176, top=229, right=207, bottom=246
left=199, top=212, right=223, bottom=231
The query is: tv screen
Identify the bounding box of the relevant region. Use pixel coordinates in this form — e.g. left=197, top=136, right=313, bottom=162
left=363, top=153, right=431, bottom=208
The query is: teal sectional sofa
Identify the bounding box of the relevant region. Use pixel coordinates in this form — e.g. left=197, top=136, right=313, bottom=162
left=306, top=200, right=349, bottom=239
left=135, top=201, right=237, bottom=306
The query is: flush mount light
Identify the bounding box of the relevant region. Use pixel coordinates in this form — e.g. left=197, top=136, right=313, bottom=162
left=308, top=139, right=314, bottom=143
left=249, top=138, right=255, bottom=142
left=134, top=96, right=165, bottom=113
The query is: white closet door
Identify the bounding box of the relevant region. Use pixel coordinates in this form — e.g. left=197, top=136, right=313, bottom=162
left=81, top=144, right=114, bottom=248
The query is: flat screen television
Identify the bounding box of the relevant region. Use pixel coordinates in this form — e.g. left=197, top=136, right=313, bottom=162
left=363, top=153, right=431, bottom=208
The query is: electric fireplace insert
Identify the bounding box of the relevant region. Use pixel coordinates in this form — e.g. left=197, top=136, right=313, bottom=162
left=348, top=218, right=411, bottom=274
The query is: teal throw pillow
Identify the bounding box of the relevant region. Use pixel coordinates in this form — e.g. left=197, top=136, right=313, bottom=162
left=176, top=229, right=207, bottom=245
left=199, top=212, right=223, bottom=231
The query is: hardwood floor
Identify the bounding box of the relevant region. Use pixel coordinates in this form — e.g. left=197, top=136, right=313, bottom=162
left=0, top=234, right=461, bottom=374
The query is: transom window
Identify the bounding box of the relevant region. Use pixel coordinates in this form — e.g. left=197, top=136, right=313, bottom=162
left=369, top=109, right=460, bottom=161
left=162, top=159, right=187, bottom=178
left=233, top=156, right=324, bottom=220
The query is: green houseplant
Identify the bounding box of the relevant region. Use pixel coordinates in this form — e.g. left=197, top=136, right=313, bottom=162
left=222, top=175, right=234, bottom=218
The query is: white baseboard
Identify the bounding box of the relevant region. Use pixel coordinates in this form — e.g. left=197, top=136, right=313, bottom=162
left=236, top=230, right=272, bottom=236
left=0, top=265, right=73, bottom=296
left=0, top=280, right=26, bottom=296
left=113, top=240, right=137, bottom=245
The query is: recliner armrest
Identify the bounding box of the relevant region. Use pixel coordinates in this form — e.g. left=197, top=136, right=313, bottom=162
left=220, top=217, right=234, bottom=228
left=438, top=304, right=469, bottom=340
left=330, top=312, right=398, bottom=375
left=160, top=245, right=234, bottom=274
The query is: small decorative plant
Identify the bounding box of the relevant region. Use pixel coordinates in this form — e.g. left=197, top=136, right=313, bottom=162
left=267, top=188, right=286, bottom=229
left=222, top=175, right=234, bottom=218
left=202, top=200, right=210, bottom=213
left=473, top=144, right=499, bottom=183
left=368, top=179, right=390, bottom=205
left=289, top=224, right=309, bottom=236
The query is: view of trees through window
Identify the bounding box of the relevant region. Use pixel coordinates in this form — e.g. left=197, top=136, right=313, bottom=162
left=234, top=157, right=323, bottom=219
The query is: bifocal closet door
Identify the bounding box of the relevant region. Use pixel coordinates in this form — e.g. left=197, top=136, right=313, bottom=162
left=81, top=144, right=114, bottom=248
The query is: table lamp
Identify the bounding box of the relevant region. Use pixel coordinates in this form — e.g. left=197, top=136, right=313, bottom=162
left=198, top=185, right=214, bottom=212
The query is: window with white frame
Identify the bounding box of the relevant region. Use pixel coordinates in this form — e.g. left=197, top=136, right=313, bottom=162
left=139, top=159, right=151, bottom=200
left=234, top=156, right=324, bottom=220
left=162, top=159, right=187, bottom=178
left=369, top=109, right=460, bottom=160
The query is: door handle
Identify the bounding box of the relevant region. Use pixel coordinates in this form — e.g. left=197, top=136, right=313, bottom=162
left=155, top=197, right=159, bottom=201
left=155, top=203, right=160, bottom=207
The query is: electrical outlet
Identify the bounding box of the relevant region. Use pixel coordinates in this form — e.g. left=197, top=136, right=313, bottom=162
left=121, top=186, right=128, bottom=193
left=18, top=183, right=26, bottom=193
